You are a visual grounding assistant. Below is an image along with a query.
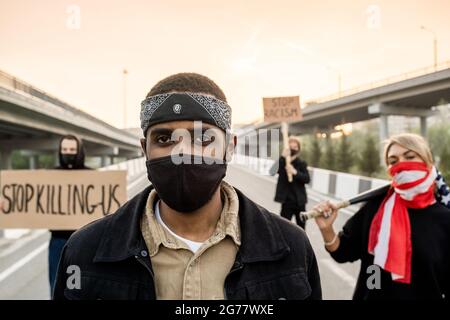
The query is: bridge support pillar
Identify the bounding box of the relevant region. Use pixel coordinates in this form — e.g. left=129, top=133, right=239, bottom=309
left=100, top=155, right=112, bottom=167
left=0, top=149, right=12, bottom=170
left=379, top=114, right=389, bottom=142
left=29, top=154, right=39, bottom=169
left=54, top=151, right=60, bottom=167
left=420, top=116, right=427, bottom=138
left=101, top=156, right=107, bottom=167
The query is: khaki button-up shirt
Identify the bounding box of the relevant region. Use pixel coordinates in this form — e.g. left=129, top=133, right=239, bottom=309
left=140, top=180, right=240, bottom=300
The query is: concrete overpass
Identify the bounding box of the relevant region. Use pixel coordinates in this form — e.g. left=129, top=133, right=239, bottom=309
left=0, top=70, right=143, bottom=169
left=241, top=62, right=450, bottom=147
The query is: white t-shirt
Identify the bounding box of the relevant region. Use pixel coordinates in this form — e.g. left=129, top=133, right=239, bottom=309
left=154, top=200, right=203, bottom=253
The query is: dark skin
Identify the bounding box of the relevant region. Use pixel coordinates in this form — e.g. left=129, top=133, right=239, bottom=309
left=140, top=120, right=237, bottom=242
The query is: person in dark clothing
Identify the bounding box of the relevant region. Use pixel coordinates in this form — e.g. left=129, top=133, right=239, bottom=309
left=313, top=133, right=450, bottom=300
left=49, top=134, right=90, bottom=294
left=52, top=73, right=321, bottom=300
left=270, top=136, right=310, bottom=229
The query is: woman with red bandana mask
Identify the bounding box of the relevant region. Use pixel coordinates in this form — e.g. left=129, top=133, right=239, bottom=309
left=313, top=133, right=450, bottom=300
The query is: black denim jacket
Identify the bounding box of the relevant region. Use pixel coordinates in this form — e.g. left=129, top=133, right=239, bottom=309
left=53, top=185, right=322, bottom=300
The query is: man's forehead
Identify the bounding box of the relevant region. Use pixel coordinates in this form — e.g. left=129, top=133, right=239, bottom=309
left=148, top=121, right=219, bottom=132
left=61, top=139, right=77, bottom=146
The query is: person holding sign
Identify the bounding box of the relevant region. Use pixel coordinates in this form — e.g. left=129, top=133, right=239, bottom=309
left=53, top=73, right=321, bottom=300
left=312, top=133, right=450, bottom=300
left=48, top=134, right=91, bottom=294
left=270, top=136, right=310, bottom=229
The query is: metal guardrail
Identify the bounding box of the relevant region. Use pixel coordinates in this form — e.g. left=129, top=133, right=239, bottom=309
left=232, top=154, right=389, bottom=201
left=0, top=69, right=138, bottom=140
left=305, top=60, right=450, bottom=105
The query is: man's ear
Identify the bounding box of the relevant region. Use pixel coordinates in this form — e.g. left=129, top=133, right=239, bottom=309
left=140, top=138, right=148, bottom=160
left=225, top=134, right=237, bottom=163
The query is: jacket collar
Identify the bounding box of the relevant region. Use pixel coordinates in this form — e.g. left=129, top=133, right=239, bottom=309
left=93, top=185, right=290, bottom=264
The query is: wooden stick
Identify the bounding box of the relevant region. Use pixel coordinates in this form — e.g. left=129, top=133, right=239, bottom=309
left=281, top=122, right=293, bottom=183
left=300, top=200, right=350, bottom=222
left=299, top=184, right=391, bottom=222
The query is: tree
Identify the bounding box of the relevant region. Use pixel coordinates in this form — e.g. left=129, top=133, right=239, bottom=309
left=321, top=138, right=336, bottom=170
left=11, top=151, right=29, bottom=169
left=357, top=135, right=380, bottom=177
left=38, top=154, right=57, bottom=169
left=439, top=144, right=450, bottom=181
left=299, top=137, right=309, bottom=163
left=309, top=136, right=322, bottom=167
left=428, top=123, right=450, bottom=161
left=336, top=133, right=354, bottom=172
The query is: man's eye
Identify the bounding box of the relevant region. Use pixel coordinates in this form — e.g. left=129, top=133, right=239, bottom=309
left=156, top=135, right=173, bottom=145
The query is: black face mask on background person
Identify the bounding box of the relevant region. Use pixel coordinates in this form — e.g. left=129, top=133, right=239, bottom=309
left=61, top=154, right=77, bottom=168
left=290, top=149, right=299, bottom=156
left=146, top=154, right=227, bottom=213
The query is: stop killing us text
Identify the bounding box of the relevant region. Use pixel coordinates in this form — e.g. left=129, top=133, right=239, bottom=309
left=1, top=183, right=121, bottom=216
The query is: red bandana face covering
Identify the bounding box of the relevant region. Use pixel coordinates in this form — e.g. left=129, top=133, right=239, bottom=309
left=368, top=161, right=436, bottom=284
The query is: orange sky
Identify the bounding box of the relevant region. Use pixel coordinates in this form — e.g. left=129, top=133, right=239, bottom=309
left=1, top=0, right=449, bottom=128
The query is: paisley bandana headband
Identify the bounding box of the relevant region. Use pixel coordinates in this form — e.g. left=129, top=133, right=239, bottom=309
left=140, top=92, right=232, bottom=135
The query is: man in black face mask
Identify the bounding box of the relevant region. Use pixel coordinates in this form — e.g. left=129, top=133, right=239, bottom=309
left=49, top=135, right=89, bottom=294
left=53, top=73, right=321, bottom=300
left=270, top=137, right=310, bottom=230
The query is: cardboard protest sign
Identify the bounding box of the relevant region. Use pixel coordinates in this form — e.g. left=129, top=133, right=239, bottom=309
left=0, top=170, right=127, bottom=229
left=262, top=96, right=302, bottom=123
left=262, top=96, right=302, bottom=182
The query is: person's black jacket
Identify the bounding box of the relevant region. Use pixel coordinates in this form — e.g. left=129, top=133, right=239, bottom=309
left=330, top=191, right=450, bottom=300
left=53, top=185, right=322, bottom=300
left=270, top=156, right=310, bottom=206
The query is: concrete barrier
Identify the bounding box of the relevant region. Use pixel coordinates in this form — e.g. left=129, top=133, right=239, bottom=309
left=232, top=154, right=389, bottom=201
left=311, top=168, right=331, bottom=195
left=99, top=157, right=147, bottom=182
left=335, top=172, right=361, bottom=200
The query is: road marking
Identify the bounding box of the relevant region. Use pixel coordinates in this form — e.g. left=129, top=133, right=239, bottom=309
left=230, top=164, right=360, bottom=292
left=0, top=230, right=48, bottom=258
left=0, top=242, right=48, bottom=283
left=230, top=163, right=358, bottom=216
left=320, top=258, right=357, bottom=288
left=127, top=173, right=148, bottom=190
left=229, top=164, right=277, bottom=184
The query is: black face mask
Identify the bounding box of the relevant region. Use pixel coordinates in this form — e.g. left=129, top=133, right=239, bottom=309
left=146, top=154, right=227, bottom=213
left=290, top=149, right=299, bottom=156
left=61, top=154, right=77, bottom=168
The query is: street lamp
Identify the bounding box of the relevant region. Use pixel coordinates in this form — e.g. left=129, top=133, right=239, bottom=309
left=325, top=65, right=342, bottom=97
left=420, top=25, right=438, bottom=70
left=123, top=69, right=128, bottom=128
